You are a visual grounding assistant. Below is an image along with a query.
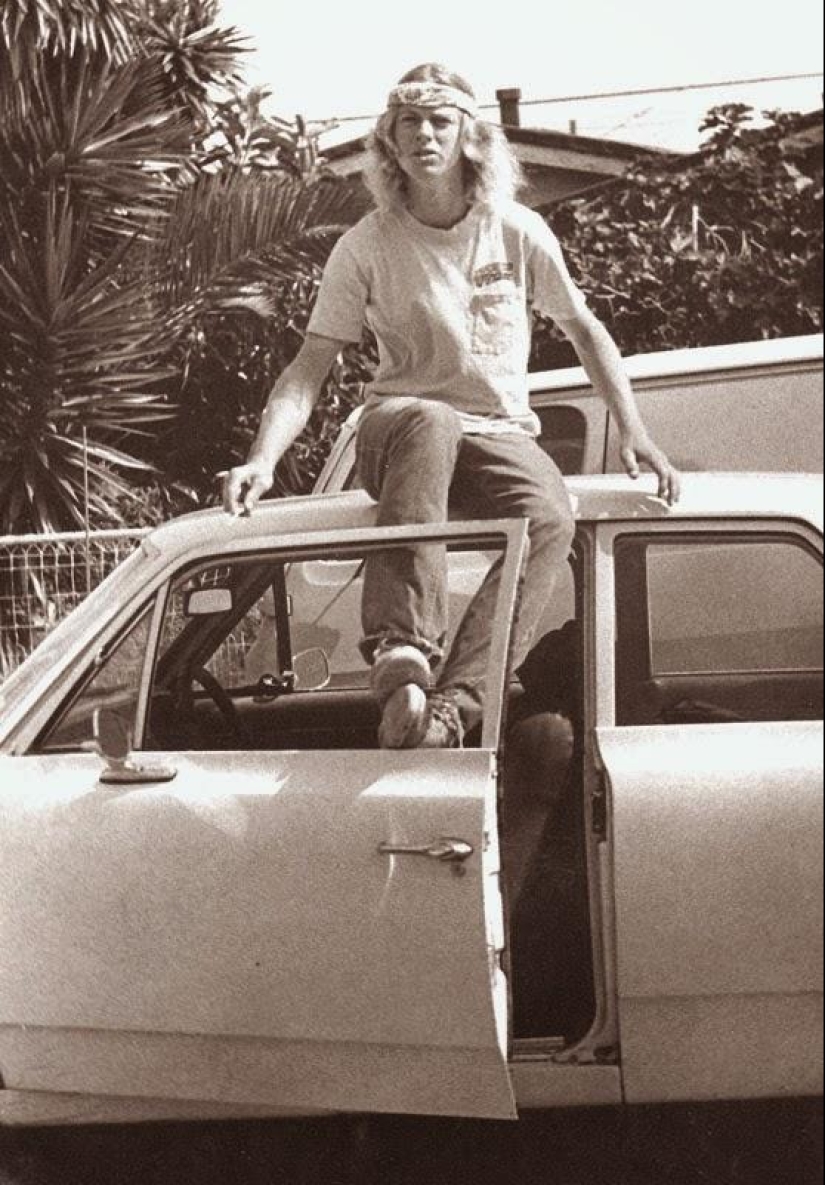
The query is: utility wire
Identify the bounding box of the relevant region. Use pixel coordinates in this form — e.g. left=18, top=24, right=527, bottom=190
left=306, top=70, right=823, bottom=125
left=486, top=70, right=824, bottom=109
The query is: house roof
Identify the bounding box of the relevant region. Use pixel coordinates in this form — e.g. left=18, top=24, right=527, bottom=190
left=323, top=123, right=674, bottom=208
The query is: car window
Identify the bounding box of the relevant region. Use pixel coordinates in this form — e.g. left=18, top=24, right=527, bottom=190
left=155, top=563, right=252, bottom=687
left=535, top=406, right=587, bottom=475
left=648, top=540, right=823, bottom=675
left=36, top=603, right=155, bottom=751
left=614, top=533, right=824, bottom=725
left=144, top=538, right=508, bottom=752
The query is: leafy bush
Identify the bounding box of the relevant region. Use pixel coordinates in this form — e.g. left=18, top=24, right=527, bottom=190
left=531, top=105, right=823, bottom=369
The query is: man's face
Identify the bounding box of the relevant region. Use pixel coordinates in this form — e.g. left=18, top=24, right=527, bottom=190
left=392, top=104, right=464, bottom=183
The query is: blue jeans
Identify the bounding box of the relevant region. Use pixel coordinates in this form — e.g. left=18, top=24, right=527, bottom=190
left=356, top=397, right=575, bottom=734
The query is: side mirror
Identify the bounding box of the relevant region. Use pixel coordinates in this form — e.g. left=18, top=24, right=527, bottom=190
left=293, top=646, right=331, bottom=691
left=184, top=587, right=233, bottom=617
left=93, top=708, right=177, bottom=786
left=251, top=647, right=331, bottom=702
left=94, top=707, right=132, bottom=765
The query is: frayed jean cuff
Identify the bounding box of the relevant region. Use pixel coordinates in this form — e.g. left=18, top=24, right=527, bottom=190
left=359, top=631, right=445, bottom=667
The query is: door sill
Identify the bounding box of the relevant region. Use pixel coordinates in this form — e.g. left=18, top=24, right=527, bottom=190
left=512, top=1036, right=566, bottom=1059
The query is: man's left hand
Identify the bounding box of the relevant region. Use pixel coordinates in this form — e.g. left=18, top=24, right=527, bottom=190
left=620, top=432, right=681, bottom=506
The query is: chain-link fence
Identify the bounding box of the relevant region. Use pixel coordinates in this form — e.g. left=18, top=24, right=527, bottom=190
left=0, top=532, right=287, bottom=689
left=0, top=529, right=147, bottom=680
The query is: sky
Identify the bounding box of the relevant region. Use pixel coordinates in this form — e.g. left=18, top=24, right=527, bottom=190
left=216, top=0, right=823, bottom=151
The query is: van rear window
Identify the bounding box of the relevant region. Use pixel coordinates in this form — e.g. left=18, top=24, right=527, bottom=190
left=536, top=407, right=587, bottom=475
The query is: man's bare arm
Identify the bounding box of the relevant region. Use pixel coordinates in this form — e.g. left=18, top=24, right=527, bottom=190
left=222, top=333, right=348, bottom=516
left=558, top=308, right=681, bottom=505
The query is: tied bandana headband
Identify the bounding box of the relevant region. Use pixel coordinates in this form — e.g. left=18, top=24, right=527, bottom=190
left=386, top=81, right=478, bottom=118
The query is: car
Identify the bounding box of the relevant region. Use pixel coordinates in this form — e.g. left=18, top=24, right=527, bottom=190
left=314, top=334, right=824, bottom=494
left=0, top=472, right=822, bottom=1127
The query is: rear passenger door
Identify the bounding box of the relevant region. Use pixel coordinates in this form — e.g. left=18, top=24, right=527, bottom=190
left=595, top=519, right=824, bottom=1103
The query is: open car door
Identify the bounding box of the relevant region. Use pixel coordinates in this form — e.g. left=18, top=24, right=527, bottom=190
left=0, top=519, right=527, bottom=1120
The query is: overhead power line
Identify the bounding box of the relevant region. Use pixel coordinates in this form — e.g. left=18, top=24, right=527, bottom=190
left=308, top=71, right=823, bottom=126
left=502, top=71, right=824, bottom=109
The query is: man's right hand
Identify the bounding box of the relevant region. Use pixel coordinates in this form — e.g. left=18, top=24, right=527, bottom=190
left=222, top=461, right=273, bottom=517
left=219, top=334, right=345, bottom=517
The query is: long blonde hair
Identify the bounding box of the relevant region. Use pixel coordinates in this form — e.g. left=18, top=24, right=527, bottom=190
left=363, top=63, right=523, bottom=213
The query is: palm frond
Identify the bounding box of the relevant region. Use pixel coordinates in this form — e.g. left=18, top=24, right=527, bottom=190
left=0, top=51, right=189, bottom=246
left=153, top=169, right=370, bottom=319
left=0, top=0, right=143, bottom=75
left=0, top=413, right=169, bottom=533
left=0, top=189, right=177, bottom=532
left=140, top=14, right=249, bottom=120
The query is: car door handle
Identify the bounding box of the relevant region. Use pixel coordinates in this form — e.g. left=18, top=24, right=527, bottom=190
left=378, top=837, right=474, bottom=865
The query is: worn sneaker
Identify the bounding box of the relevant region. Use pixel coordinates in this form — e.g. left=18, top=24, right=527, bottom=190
left=417, top=691, right=464, bottom=749
left=370, top=643, right=432, bottom=706
left=378, top=687, right=464, bottom=750
left=378, top=683, right=429, bottom=748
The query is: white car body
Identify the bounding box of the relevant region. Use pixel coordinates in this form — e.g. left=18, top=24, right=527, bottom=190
left=0, top=473, right=822, bottom=1127
left=315, top=334, right=824, bottom=496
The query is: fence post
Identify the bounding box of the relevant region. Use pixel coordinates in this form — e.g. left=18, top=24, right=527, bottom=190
left=83, top=426, right=92, bottom=596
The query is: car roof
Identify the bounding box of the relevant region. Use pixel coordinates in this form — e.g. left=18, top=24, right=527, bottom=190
left=564, top=472, right=823, bottom=530
left=145, top=472, right=823, bottom=558
left=528, top=333, right=824, bottom=394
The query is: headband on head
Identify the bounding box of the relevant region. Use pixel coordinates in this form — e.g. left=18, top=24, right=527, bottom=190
left=386, top=81, right=477, bottom=118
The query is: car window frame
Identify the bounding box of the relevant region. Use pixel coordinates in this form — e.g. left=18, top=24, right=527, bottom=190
left=595, top=517, right=824, bottom=730
left=29, top=519, right=528, bottom=756
left=32, top=595, right=163, bottom=754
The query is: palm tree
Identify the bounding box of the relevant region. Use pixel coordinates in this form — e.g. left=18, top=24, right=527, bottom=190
left=0, top=0, right=197, bottom=533
left=0, top=0, right=372, bottom=684
left=0, top=0, right=369, bottom=532
left=0, top=0, right=139, bottom=74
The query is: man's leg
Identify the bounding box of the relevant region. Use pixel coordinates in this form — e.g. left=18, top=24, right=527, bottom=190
left=356, top=397, right=464, bottom=744
left=437, top=435, right=575, bottom=736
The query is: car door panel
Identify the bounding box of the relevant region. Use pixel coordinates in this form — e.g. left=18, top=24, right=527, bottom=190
left=598, top=721, right=824, bottom=1102
left=0, top=518, right=531, bottom=1120
left=0, top=1025, right=513, bottom=1120
left=0, top=748, right=515, bottom=1118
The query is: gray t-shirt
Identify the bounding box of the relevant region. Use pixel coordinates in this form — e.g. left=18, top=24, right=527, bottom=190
left=307, top=201, right=587, bottom=435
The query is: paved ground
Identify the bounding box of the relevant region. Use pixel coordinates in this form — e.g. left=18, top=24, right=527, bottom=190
left=0, top=1100, right=821, bottom=1185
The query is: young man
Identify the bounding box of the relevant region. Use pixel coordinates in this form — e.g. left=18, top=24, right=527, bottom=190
left=223, top=63, right=680, bottom=749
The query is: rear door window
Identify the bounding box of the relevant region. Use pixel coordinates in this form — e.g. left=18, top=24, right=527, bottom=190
left=650, top=540, right=822, bottom=675
left=614, top=532, right=823, bottom=725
